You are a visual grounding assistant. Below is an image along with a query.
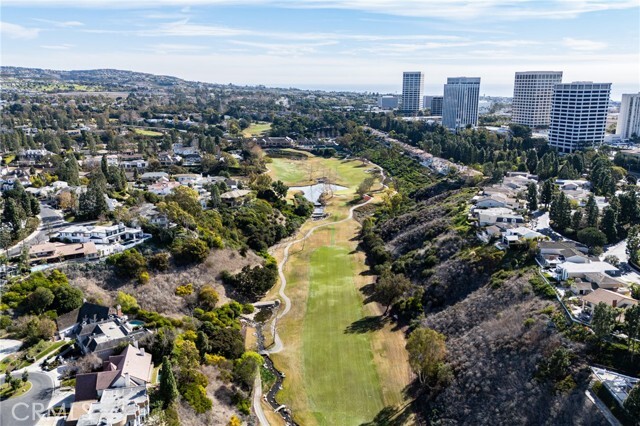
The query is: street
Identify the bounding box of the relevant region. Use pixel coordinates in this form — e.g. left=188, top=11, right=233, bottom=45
left=0, top=372, right=54, bottom=426
left=7, top=202, right=64, bottom=258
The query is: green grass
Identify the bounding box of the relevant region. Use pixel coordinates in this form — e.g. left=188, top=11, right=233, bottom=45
left=132, top=128, right=164, bottom=137
left=0, top=381, right=32, bottom=400
left=301, top=243, right=384, bottom=426
left=268, top=155, right=372, bottom=188
left=242, top=122, right=271, bottom=137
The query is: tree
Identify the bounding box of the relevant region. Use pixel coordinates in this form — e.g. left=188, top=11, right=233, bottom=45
left=623, top=305, right=640, bottom=358
left=591, top=302, right=617, bottom=341
left=21, top=370, right=28, bottom=383
left=115, top=291, right=139, bottom=313
left=603, top=255, right=620, bottom=268
left=406, top=327, right=447, bottom=385
left=372, top=270, right=410, bottom=315
left=52, top=284, right=83, bottom=314
left=198, top=285, right=219, bottom=311
left=577, top=227, right=607, bottom=249
left=356, top=177, right=376, bottom=197
left=271, top=180, right=289, bottom=199
left=600, top=206, right=618, bottom=243
left=159, top=356, right=179, bottom=408
left=550, top=192, right=571, bottom=231
left=585, top=194, right=599, bottom=228
left=228, top=416, right=242, bottom=426
left=107, top=249, right=147, bottom=279
left=26, top=287, right=54, bottom=314
left=171, top=237, right=209, bottom=266
left=233, top=351, right=262, bottom=388
left=628, top=225, right=640, bottom=264
left=625, top=384, right=640, bottom=419
left=571, top=209, right=583, bottom=232
left=539, top=179, right=553, bottom=208
left=526, top=182, right=538, bottom=212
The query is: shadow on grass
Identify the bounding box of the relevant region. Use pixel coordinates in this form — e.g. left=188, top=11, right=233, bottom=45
left=359, top=401, right=414, bottom=426
left=345, top=315, right=387, bottom=334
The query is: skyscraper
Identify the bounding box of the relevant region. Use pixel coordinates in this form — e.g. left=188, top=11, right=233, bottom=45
left=617, top=93, right=640, bottom=140
left=512, top=71, right=563, bottom=127
left=549, top=82, right=611, bottom=153
left=401, top=72, right=424, bottom=112
left=442, top=77, right=480, bottom=130
left=430, top=96, right=443, bottom=116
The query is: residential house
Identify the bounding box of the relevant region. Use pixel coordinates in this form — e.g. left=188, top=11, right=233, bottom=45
left=556, top=261, right=620, bottom=281
left=502, top=227, right=545, bottom=246
left=139, top=172, right=168, bottom=184
left=474, top=193, right=521, bottom=210
left=134, top=203, right=172, bottom=228
left=57, top=223, right=146, bottom=245
left=474, top=208, right=524, bottom=227
left=570, top=278, right=593, bottom=296
left=77, top=317, right=151, bottom=359
left=68, top=386, right=150, bottom=426
left=174, top=173, right=202, bottom=185
left=55, top=302, right=112, bottom=339
left=158, top=153, right=181, bottom=167
left=148, top=180, right=180, bottom=196
left=537, top=241, right=590, bottom=267
left=220, top=189, right=252, bottom=207
left=29, top=242, right=99, bottom=264
left=581, top=288, right=638, bottom=313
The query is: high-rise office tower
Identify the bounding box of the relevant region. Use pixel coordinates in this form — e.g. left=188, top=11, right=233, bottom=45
left=430, top=96, right=443, bottom=116
left=512, top=71, right=563, bottom=127
left=442, top=77, right=480, bottom=130
left=549, top=82, right=611, bottom=153
left=617, top=93, right=640, bottom=140
left=401, top=71, right=424, bottom=112
left=378, top=95, right=400, bottom=110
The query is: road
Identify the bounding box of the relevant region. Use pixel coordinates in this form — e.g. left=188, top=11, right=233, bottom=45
left=0, top=372, right=54, bottom=426
left=7, top=202, right=64, bottom=258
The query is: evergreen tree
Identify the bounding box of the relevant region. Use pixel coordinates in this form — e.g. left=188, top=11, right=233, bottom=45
left=571, top=209, right=583, bottom=231
left=209, top=185, right=221, bottom=209
left=159, top=356, right=178, bottom=408
left=600, top=206, right=618, bottom=243
left=525, top=149, right=538, bottom=174
left=101, top=154, right=109, bottom=177
left=526, top=182, right=538, bottom=212
left=550, top=192, right=571, bottom=230
left=585, top=194, right=599, bottom=228
left=539, top=179, right=553, bottom=208
left=2, top=198, right=25, bottom=235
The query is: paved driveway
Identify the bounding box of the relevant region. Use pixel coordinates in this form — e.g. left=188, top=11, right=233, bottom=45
left=0, top=339, right=22, bottom=362
left=0, top=372, right=54, bottom=426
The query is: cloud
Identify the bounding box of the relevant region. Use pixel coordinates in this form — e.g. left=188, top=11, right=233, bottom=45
left=562, top=37, right=607, bottom=51
left=230, top=40, right=339, bottom=56
left=138, top=19, right=252, bottom=36
left=33, top=18, right=84, bottom=27
left=0, top=21, right=40, bottom=39
left=40, top=43, right=74, bottom=50
left=2, top=0, right=638, bottom=21
left=146, top=43, right=209, bottom=54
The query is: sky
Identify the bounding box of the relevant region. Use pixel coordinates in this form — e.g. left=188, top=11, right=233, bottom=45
left=1, top=0, right=639, bottom=99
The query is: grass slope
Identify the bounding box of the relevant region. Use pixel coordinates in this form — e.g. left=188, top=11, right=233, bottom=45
left=242, top=122, right=271, bottom=137
left=266, top=151, right=411, bottom=425
left=303, top=244, right=384, bottom=425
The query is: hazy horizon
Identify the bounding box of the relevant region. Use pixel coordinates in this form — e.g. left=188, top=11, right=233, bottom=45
left=1, top=1, right=638, bottom=99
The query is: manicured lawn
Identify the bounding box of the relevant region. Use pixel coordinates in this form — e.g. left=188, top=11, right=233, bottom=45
left=302, top=244, right=384, bottom=425
left=0, top=381, right=32, bottom=400
left=267, top=152, right=410, bottom=425
left=268, top=155, right=373, bottom=188
left=242, top=122, right=271, bottom=137
left=132, top=128, right=164, bottom=137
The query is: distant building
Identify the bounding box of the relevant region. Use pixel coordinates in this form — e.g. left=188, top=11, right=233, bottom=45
left=442, top=77, right=480, bottom=130
left=617, top=93, right=640, bottom=140
left=549, top=82, right=611, bottom=153
left=430, top=96, right=443, bottom=116
left=377, top=95, right=399, bottom=110
left=401, top=72, right=424, bottom=112
left=512, top=71, right=563, bottom=127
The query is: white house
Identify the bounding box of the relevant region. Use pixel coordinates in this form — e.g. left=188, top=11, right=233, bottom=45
left=148, top=180, right=180, bottom=196
left=57, top=223, right=146, bottom=245
left=475, top=208, right=524, bottom=226
left=556, top=261, right=619, bottom=281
